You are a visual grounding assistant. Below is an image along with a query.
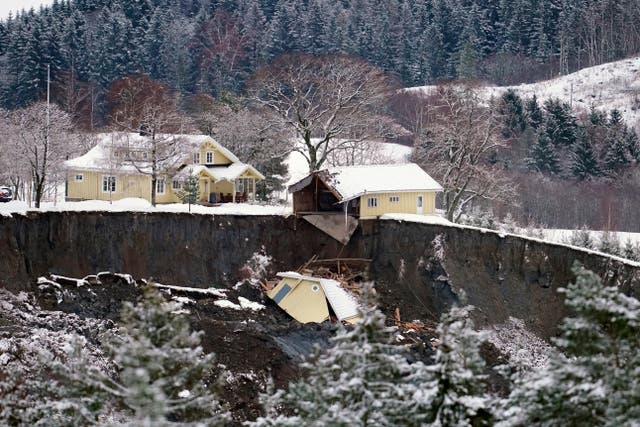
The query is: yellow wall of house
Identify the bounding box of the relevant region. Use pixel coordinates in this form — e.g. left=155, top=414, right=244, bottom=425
left=358, top=191, right=437, bottom=218
left=194, top=141, right=234, bottom=165
left=267, top=277, right=330, bottom=323
left=67, top=170, right=181, bottom=203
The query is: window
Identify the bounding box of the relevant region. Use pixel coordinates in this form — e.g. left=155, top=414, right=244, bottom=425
left=205, top=151, right=214, bottom=164
left=367, top=197, right=378, bottom=208
left=193, top=152, right=200, bottom=164
left=156, top=178, right=165, bottom=194
left=172, top=180, right=182, bottom=190
left=102, top=176, right=116, bottom=193
left=74, top=174, right=84, bottom=182
left=236, top=178, right=244, bottom=193
left=389, top=196, right=400, bottom=203
left=142, top=152, right=148, bottom=159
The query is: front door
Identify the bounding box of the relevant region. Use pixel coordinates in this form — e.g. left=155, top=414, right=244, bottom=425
left=417, top=195, right=423, bottom=214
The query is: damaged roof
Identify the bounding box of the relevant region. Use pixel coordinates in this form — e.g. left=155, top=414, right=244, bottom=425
left=288, top=163, right=443, bottom=202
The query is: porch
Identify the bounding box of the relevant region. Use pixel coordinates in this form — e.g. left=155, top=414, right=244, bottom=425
left=197, top=176, right=257, bottom=204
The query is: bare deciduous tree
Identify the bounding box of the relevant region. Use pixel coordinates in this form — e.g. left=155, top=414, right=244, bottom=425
left=248, top=53, right=396, bottom=172
left=106, top=74, right=192, bottom=206
left=2, top=102, right=77, bottom=207
left=413, top=85, right=517, bottom=222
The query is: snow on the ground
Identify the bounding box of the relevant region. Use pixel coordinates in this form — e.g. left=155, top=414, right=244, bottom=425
left=0, top=198, right=291, bottom=217
left=485, top=317, right=553, bottom=370
left=214, top=299, right=242, bottom=310
left=238, top=297, right=265, bottom=311
left=381, top=213, right=453, bottom=226
left=538, top=228, right=640, bottom=246
left=407, top=55, right=640, bottom=128
left=214, top=297, right=265, bottom=311
left=150, top=282, right=228, bottom=298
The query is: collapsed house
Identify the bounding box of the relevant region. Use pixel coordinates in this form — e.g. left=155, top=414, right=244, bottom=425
left=266, top=272, right=361, bottom=324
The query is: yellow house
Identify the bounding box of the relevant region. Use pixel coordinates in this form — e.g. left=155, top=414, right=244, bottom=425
left=288, top=163, right=443, bottom=219
left=65, top=133, right=265, bottom=204
left=267, top=272, right=361, bottom=324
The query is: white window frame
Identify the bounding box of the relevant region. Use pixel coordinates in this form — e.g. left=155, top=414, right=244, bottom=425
left=74, top=174, right=84, bottom=182
left=367, top=197, right=378, bottom=208
left=156, top=178, right=166, bottom=194
left=193, top=152, right=200, bottom=164
left=389, top=196, right=400, bottom=203
left=102, top=175, right=116, bottom=193
left=205, top=151, right=214, bottom=164
left=172, top=180, right=182, bottom=190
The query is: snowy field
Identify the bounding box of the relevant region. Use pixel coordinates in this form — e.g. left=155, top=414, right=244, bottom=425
left=537, top=228, right=640, bottom=246
left=0, top=198, right=292, bottom=217
left=408, top=55, right=640, bottom=128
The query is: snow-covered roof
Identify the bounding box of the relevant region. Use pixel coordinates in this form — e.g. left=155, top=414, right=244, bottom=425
left=64, top=133, right=259, bottom=178
left=276, top=271, right=361, bottom=321
left=289, top=163, right=442, bottom=202
left=174, top=163, right=265, bottom=181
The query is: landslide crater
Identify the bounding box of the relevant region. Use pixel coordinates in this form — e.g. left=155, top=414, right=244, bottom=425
left=1, top=212, right=640, bottom=422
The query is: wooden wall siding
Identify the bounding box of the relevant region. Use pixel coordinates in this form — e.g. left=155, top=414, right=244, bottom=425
left=293, top=191, right=316, bottom=212
left=268, top=277, right=330, bottom=323
left=67, top=170, right=181, bottom=203
left=358, top=191, right=436, bottom=218
left=196, top=142, right=233, bottom=165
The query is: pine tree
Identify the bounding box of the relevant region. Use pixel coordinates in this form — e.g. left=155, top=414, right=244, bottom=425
left=624, top=128, right=640, bottom=161
left=524, top=95, right=544, bottom=130
left=419, top=304, right=493, bottom=426
left=54, top=286, right=228, bottom=425
left=526, top=133, right=560, bottom=174
left=571, top=129, right=601, bottom=180
left=622, top=239, right=640, bottom=261
left=177, top=173, right=200, bottom=211
left=501, top=263, right=640, bottom=426
left=250, top=283, right=432, bottom=426
left=543, top=98, right=577, bottom=147
left=499, top=89, right=526, bottom=137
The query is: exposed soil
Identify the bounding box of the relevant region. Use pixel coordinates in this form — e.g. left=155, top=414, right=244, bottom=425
left=2, top=211, right=640, bottom=423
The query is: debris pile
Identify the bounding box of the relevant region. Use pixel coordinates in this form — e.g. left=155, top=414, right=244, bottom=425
left=261, top=255, right=371, bottom=293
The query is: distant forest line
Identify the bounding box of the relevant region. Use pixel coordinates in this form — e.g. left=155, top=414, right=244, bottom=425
left=1, top=0, right=640, bottom=114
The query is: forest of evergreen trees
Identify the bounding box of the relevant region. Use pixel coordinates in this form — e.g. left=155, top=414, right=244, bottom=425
left=2, top=0, right=640, bottom=114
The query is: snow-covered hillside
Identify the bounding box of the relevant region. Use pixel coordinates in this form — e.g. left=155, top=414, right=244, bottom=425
left=408, top=56, right=640, bottom=128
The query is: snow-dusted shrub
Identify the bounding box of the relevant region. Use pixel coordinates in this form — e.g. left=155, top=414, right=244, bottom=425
left=250, top=285, right=493, bottom=427
left=250, top=283, right=433, bottom=426
left=564, top=227, right=595, bottom=250
left=60, top=286, right=229, bottom=425
left=498, top=263, right=640, bottom=426
left=0, top=287, right=228, bottom=426
left=622, top=239, right=640, bottom=261
left=419, top=305, right=493, bottom=427
left=598, top=231, right=622, bottom=256
left=0, top=290, right=114, bottom=426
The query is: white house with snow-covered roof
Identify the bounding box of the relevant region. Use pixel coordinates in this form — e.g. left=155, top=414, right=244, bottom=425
left=288, top=163, right=442, bottom=219
left=65, top=133, right=264, bottom=204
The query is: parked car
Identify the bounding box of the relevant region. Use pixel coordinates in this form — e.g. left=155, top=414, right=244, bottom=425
left=0, top=186, right=13, bottom=202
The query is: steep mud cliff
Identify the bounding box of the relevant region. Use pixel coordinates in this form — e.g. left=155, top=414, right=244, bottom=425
left=1, top=212, right=639, bottom=339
